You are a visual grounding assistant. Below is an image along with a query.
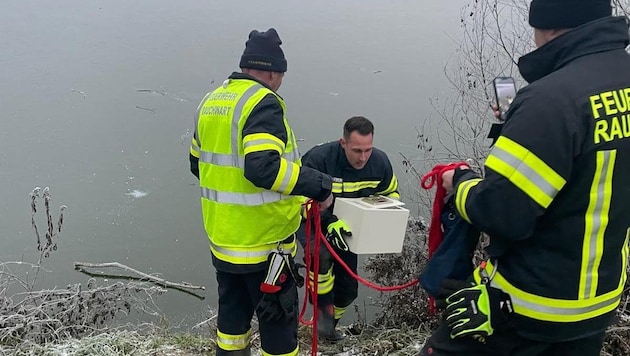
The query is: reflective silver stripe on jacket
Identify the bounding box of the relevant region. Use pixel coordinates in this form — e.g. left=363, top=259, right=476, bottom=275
left=201, top=187, right=288, bottom=206
left=283, top=146, right=300, bottom=161
left=581, top=150, right=616, bottom=299
left=199, top=151, right=244, bottom=167
left=199, top=149, right=297, bottom=168
left=490, top=146, right=560, bottom=200
left=210, top=239, right=297, bottom=259
left=502, top=284, right=622, bottom=316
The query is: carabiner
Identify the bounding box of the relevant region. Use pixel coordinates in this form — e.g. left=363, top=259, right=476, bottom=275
left=478, top=260, right=498, bottom=285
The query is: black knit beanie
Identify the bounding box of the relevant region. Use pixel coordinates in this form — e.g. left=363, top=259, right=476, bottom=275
left=239, top=28, right=287, bottom=73
left=529, top=0, right=612, bottom=29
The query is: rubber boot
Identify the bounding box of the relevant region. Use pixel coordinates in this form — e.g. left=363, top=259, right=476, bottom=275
left=317, top=304, right=345, bottom=342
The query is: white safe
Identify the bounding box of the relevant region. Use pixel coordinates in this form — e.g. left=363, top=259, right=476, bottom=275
left=332, top=196, right=409, bottom=254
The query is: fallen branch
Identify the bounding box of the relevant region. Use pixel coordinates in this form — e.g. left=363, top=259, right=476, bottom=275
left=74, top=262, right=205, bottom=291
left=76, top=269, right=205, bottom=300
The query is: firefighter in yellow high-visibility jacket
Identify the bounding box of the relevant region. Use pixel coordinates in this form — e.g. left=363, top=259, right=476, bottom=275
left=189, top=28, right=333, bottom=356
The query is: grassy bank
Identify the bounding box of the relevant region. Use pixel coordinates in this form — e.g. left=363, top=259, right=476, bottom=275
left=4, top=320, right=630, bottom=356
left=3, top=197, right=629, bottom=355
left=1, top=324, right=433, bottom=356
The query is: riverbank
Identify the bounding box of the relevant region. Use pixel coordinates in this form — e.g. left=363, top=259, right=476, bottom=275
left=4, top=319, right=630, bottom=356
left=3, top=218, right=629, bottom=355
left=1, top=323, right=434, bottom=356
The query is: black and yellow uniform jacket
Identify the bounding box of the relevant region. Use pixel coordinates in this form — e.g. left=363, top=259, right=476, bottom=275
left=297, top=140, right=400, bottom=247
left=301, top=141, right=399, bottom=201
left=453, top=16, right=630, bottom=342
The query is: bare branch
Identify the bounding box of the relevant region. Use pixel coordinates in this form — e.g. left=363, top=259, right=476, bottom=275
left=74, top=262, right=205, bottom=291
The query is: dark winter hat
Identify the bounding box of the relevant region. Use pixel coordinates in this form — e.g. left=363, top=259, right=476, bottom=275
left=239, top=28, right=287, bottom=73
left=529, top=0, right=612, bottom=29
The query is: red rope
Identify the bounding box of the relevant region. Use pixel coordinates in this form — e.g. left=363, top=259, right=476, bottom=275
left=299, top=200, right=320, bottom=355
left=299, top=200, right=419, bottom=355
left=420, top=162, right=469, bottom=314
left=319, top=234, right=419, bottom=291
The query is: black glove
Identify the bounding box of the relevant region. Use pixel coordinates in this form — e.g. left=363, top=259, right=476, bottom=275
left=326, top=219, right=351, bottom=251
left=320, top=210, right=351, bottom=252
left=445, top=284, right=513, bottom=339
left=292, top=261, right=305, bottom=288
left=256, top=252, right=300, bottom=323
left=434, top=279, right=475, bottom=310
left=257, top=283, right=298, bottom=323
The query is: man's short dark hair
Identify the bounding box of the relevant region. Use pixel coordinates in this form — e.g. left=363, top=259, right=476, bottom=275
left=343, top=116, right=374, bottom=140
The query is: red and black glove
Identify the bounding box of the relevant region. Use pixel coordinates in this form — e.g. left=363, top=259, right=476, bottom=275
left=256, top=252, right=302, bottom=322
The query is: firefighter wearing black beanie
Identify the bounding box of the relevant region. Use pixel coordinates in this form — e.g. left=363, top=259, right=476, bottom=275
left=190, top=26, right=334, bottom=356
left=421, top=1, right=630, bottom=355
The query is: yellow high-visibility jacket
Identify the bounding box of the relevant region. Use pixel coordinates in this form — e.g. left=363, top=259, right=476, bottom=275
left=190, top=73, right=332, bottom=270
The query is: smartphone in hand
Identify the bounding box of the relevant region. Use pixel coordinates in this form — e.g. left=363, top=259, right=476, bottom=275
left=493, top=77, right=517, bottom=121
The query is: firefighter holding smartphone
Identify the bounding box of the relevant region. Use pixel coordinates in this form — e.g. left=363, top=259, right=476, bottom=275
left=422, top=0, right=630, bottom=355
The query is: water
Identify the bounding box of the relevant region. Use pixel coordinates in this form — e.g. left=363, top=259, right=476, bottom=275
left=0, top=0, right=467, bottom=327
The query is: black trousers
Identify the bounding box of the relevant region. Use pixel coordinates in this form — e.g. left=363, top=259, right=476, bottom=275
left=306, top=241, right=358, bottom=311
left=215, top=270, right=298, bottom=355
left=421, top=314, right=606, bottom=356
left=325, top=247, right=358, bottom=310
left=297, top=224, right=359, bottom=313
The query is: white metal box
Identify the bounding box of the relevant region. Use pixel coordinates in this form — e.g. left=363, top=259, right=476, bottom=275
left=332, top=196, right=409, bottom=254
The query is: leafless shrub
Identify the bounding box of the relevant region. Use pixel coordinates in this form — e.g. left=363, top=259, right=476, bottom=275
left=364, top=220, right=436, bottom=329
left=0, top=279, right=164, bottom=346
left=0, top=188, right=166, bottom=349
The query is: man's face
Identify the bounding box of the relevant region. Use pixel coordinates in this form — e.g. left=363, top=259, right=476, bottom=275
left=340, top=131, right=373, bottom=170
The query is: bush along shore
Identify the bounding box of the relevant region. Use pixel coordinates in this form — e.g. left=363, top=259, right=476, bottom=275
left=3, top=212, right=630, bottom=356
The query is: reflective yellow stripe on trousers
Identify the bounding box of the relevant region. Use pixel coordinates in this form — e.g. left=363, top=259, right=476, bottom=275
left=262, top=345, right=299, bottom=356
left=217, top=329, right=251, bottom=351
left=308, top=267, right=334, bottom=295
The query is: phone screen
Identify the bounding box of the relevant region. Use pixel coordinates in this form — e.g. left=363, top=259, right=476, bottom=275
left=493, top=77, right=517, bottom=121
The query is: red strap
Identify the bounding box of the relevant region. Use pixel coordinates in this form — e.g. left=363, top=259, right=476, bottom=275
left=420, top=162, right=469, bottom=257
left=300, top=200, right=320, bottom=356
left=420, top=162, right=469, bottom=314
